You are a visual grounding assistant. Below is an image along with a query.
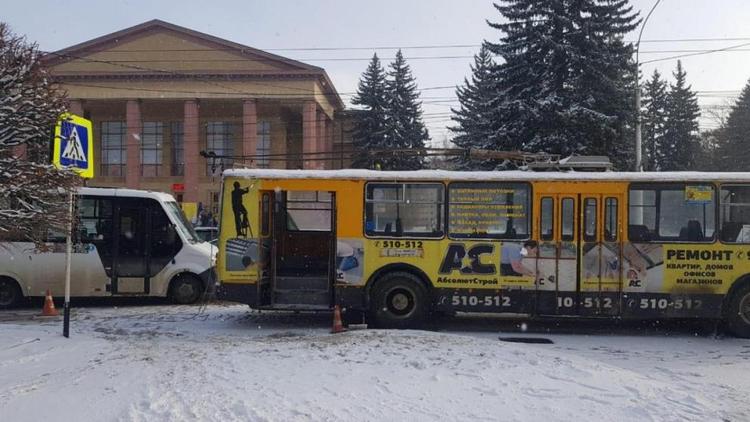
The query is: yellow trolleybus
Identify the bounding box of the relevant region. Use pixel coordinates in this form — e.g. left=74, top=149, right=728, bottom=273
left=215, top=169, right=750, bottom=337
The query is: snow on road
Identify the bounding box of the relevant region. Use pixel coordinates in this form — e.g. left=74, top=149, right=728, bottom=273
left=1, top=304, right=748, bottom=422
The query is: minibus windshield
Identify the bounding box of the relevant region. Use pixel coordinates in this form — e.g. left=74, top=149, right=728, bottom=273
left=164, top=201, right=201, bottom=243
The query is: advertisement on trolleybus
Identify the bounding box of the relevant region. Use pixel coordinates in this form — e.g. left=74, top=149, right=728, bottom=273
left=215, top=169, right=750, bottom=338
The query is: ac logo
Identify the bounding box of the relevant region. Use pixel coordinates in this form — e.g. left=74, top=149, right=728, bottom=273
left=439, top=243, right=496, bottom=275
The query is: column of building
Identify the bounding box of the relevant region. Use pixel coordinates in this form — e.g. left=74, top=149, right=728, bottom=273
left=325, top=117, right=334, bottom=170
left=317, top=109, right=327, bottom=170
left=302, top=101, right=319, bottom=169
left=183, top=100, right=200, bottom=203
left=303, top=101, right=337, bottom=170
left=125, top=100, right=141, bottom=189
left=242, top=99, right=258, bottom=168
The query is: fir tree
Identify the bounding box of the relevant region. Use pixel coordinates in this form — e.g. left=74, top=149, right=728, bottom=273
left=449, top=45, right=497, bottom=169
left=660, top=61, right=700, bottom=171
left=694, top=129, right=721, bottom=171
left=351, top=54, right=388, bottom=168
left=641, top=70, right=668, bottom=171
left=716, top=78, right=750, bottom=171
left=486, top=0, right=639, bottom=169
left=383, top=50, right=429, bottom=170
left=0, top=23, right=80, bottom=246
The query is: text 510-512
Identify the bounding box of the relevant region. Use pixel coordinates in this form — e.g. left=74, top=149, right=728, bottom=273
left=452, top=295, right=511, bottom=307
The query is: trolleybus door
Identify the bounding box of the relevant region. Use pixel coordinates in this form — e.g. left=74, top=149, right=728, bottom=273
left=270, top=191, right=283, bottom=304
left=270, top=191, right=335, bottom=307
left=535, top=195, right=557, bottom=314
left=534, top=194, right=577, bottom=315
left=258, top=191, right=274, bottom=306
left=536, top=193, right=624, bottom=316
left=578, top=194, right=623, bottom=316
left=557, top=196, right=579, bottom=314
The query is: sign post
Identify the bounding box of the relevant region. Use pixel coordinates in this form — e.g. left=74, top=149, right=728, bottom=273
left=63, top=190, right=73, bottom=338
left=52, top=113, right=94, bottom=338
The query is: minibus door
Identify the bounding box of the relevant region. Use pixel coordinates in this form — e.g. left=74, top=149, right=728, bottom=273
left=112, top=199, right=149, bottom=295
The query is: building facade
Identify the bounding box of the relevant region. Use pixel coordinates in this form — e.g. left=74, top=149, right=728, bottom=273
left=42, top=20, right=348, bottom=219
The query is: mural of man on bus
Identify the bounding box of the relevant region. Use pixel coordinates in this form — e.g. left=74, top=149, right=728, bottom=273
left=224, top=181, right=259, bottom=272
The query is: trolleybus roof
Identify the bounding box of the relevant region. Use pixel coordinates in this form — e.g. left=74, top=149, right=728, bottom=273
left=223, top=169, right=750, bottom=183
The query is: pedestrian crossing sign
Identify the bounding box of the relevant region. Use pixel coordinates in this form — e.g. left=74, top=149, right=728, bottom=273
left=53, top=113, right=94, bottom=179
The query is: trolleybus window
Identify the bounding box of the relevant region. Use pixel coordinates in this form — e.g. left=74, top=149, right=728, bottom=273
left=561, top=198, right=575, bottom=241
left=540, top=197, right=554, bottom=241
left=720, top=185, right=750, bottom=243
left=286, top=191, right=332, bottom=232
left=261, top=192, right=271, bottom=236
left=583, top=198, right=597, bottom=242
left=604, top=197, right=618, bottom=241
left=365, top=183, right=444, bottom=237
left=447, top=182, right=529, bottom=239
left=629, top=184, right=715, bottom=242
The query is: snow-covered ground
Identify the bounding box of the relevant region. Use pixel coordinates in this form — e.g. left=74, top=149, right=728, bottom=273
left=1, top=304, right=748, bottom=421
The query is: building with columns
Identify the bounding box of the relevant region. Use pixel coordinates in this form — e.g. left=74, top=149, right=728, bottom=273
left=42, top=19, right=349, bottom=218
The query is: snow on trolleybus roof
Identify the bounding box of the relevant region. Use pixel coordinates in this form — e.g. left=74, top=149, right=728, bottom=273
left=78, top=187, right=175, bottom=202
left=223, top=168, right=750, bottom=183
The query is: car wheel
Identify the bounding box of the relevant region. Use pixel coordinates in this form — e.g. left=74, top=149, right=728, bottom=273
left=170, top=274, right=203, bottom=304
left=0, top=277, right=23, bottom=309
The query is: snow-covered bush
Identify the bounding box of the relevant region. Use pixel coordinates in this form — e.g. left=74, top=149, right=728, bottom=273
left=0, top=23, right=80, bottom=246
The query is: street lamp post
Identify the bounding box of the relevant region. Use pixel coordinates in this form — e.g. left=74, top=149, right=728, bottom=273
left=635, top=0, right=662, bottom=172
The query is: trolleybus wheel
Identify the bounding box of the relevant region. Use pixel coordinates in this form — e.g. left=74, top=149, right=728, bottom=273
left=726, top=283, right=750, bottom=338
left=369, top=272, right=428, bottom=329
left=0, top=277, right=23, bottom=309
left=169, top=274, right=203, bottom=305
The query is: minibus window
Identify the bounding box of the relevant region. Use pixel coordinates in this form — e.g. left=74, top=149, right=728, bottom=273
left=164, top=201, right=200, bottom=243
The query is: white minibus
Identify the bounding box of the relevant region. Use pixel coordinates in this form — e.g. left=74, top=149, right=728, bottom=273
left=0, top=187, right=215, bottom=307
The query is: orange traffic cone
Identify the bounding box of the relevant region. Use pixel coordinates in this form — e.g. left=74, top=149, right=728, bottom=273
left=331, top=305, right=346, bottom=334
left=41, top=289, right=59, bottom=317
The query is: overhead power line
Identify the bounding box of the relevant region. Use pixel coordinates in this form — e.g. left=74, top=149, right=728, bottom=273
left=84, top=37, right=750, bottom=53
left=641, top=41, right=750, bottom=64
left=44, top=43, right=745, bottom=130
left=47, top=49, right=750, bottom=65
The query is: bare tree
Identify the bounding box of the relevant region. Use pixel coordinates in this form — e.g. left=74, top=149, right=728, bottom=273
left=0, top=23, right=80, bottom=246
left=702, top=99, right=734, bottom=129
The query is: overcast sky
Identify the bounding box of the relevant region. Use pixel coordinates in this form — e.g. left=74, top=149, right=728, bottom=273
left=5, top=0, right=750, bottom=142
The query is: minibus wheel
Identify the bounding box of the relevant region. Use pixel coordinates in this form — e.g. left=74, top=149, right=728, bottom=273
left=0, top=277, right=23, bottom=309
left=169, top=274, right=203, bottom=305
left=369, top=272, right=428, bottom=329
left=726, top=283, right=750, bottom=338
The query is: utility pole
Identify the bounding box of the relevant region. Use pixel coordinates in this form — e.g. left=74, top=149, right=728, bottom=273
left=635, top=0, right=662, bottom=172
